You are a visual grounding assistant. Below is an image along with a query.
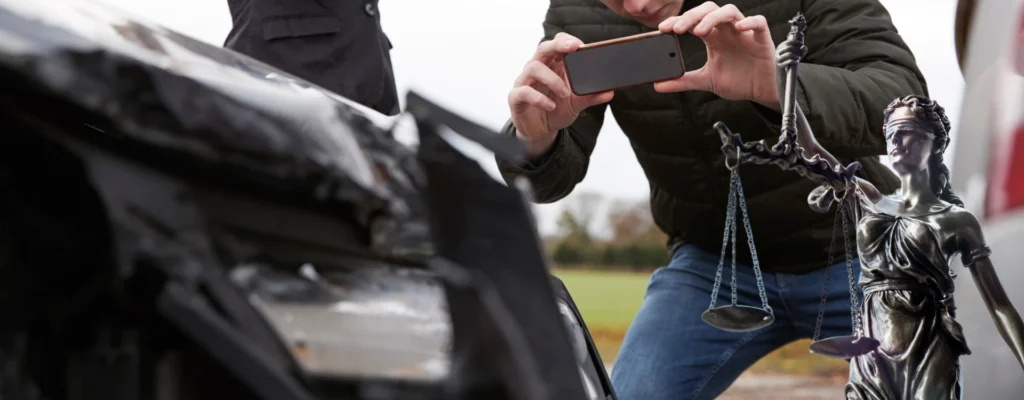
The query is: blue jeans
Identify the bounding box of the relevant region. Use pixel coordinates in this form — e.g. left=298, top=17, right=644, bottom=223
left=610, top=244, right=862, bottom=400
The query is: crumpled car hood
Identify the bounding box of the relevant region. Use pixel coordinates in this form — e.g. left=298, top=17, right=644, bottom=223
left=0, top=0, right=430, bottom=258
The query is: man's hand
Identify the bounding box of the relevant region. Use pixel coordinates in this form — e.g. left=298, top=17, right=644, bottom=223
left=509, top=32, right=615, bottom=159
left=654, top=2, right=780, bottom=110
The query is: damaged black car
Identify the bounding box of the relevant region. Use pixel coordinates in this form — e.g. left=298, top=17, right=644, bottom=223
left=0, top=2, right=615, bottom=400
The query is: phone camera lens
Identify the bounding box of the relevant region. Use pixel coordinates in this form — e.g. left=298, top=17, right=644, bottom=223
left=669, top=52, right=676, bottom=58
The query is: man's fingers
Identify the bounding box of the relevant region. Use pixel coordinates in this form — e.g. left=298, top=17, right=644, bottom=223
left=660, top=1, right=719, bottom=34
left=693, top=4, right=744, bottom=36
left=734, top=15, right=768, bottom=33
left=509, top=86, right=557, bottom=112
left=552, top=33, right=584, bottom=53
left=553, top=32, right=579, bottom=44
left=740, top=15, right=774, bottom=46
left=659, top=14, right=697, bottom=34
left=534, top=33, right=584, bottom=62
left=516, top=60, right=572, bottom=98
left=652, top=67, right=711, bottom=93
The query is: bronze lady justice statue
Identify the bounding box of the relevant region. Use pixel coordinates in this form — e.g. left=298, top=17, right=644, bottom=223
left=795, top=94, right=1024, bottom=399
left=777, top=34, right=1024, bottom=400
left=714, top=13, right=1024, bottom=400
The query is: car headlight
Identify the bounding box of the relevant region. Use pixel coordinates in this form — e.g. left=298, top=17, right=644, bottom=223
left=229, top=262, right=452, bottom=383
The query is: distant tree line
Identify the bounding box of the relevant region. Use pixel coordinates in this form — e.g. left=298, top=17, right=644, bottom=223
left=543, top=192, right=668, bottom=271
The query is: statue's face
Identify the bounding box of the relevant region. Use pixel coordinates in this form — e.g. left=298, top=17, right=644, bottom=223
left=885, top=108, right=936, bottom=174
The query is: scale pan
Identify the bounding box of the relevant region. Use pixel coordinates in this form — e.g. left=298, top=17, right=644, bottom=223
left=701, top=305, right=774, bottom=333
left=809, top=335, right=880, bottom=359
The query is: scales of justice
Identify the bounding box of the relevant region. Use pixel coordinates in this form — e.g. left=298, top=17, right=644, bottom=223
left=700, top=12, right=1024, bottom=396
left=699, top=11, right=878, bottom=360
left=698, top=9, right=1024, bottom=398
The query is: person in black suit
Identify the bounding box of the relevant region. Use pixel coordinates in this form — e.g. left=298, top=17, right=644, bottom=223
left=224, top=0, right=400, bottom=115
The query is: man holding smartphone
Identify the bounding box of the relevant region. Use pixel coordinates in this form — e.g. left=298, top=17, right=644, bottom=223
left=497, top=0, right=924, bottom=399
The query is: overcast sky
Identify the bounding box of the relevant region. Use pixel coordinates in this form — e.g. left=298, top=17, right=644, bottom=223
left=95, top=0, right=966, bottom=235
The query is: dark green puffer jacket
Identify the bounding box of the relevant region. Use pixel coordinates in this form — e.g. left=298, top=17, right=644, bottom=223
left=496, top=0, right=922, bottom=274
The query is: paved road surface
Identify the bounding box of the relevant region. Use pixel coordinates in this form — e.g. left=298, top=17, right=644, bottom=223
left=717, top=373, right=846, bottom=399
left=606, top=364, right=846, bottom=399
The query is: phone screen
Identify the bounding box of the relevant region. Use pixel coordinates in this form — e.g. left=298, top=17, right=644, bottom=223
left=564, top=33, right=684, bottom=96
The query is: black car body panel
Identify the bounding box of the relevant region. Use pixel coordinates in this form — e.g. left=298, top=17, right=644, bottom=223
left=0, top=1, right=615, bottom=399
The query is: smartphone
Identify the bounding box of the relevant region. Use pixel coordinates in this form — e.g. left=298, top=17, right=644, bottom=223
left=563, top=31, right=684, bottom=96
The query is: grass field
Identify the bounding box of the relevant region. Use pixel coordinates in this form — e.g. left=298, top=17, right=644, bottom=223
left=552, top=269, right=649, bottom=329
left=551, top=268, right=850, bottom=378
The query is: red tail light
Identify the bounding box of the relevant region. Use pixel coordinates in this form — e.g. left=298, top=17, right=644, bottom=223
left=987, top=125, right=1024, bottom=218
left=985, top=2, right=1024, bottom=218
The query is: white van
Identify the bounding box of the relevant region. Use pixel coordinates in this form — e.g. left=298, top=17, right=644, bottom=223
left=951, top=0, right=1024, bottom=397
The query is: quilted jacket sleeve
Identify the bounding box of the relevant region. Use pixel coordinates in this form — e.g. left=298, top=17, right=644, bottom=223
left=756, top=0, right=929, bottom=159
left=495, top=9, right=608, bottom=203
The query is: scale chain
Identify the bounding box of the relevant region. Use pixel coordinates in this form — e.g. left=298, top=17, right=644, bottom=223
left=709, top=172, right=739, bottom=310
left=811, top=205, right=844, bottom=342
left=730, top=190, right=739, bottom=307
left=841, top=199, right=863, bottom=337
left=733, top=170, right=772, bottom=312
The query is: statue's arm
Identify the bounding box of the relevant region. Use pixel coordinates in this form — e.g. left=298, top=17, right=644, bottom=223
left=791, top=102, right=836, bottom=165
left=960, top=213, right=1024, bottom=370
left=774, top=37, right=886, bottom=208
left=853, top=178, right=884, bottom=206
left=791, top=101, right=886, bottom=207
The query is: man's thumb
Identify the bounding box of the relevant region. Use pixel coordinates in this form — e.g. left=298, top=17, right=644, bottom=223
left=653, top=68, right=709, bottom=93
left=573, top=90, right=614, bottom=112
